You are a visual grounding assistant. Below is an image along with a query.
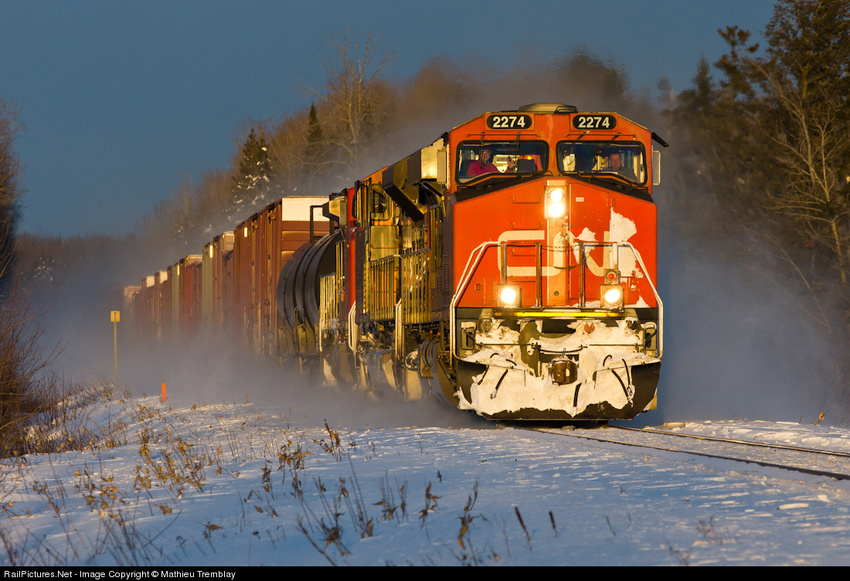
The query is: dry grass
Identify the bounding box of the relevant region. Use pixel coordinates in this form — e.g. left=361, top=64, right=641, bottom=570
left=0, top=388, right=511, bottom=566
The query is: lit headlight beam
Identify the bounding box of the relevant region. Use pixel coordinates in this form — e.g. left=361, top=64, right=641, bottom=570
left=600, top=284, right=624, bottom=309
left=545, top=187, right=567, bottom=219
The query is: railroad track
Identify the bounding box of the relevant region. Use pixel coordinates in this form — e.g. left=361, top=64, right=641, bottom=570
left=529, top=424, right=850, bottom=483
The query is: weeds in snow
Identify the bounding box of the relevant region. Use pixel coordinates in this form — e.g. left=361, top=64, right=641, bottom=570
left=0, top=384, right=620, bottom=566
left=696, top=516, right=734, bottom=546
left=514, top=506, right=531, bottom=548
left=667, top=542, right=691, bottom=566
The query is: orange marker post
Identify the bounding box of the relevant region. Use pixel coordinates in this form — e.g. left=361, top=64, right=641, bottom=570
left=161, top=382, right=167, bottom=403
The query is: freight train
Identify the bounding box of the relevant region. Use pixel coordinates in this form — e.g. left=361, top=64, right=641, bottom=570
left=125, top=103, right=666, bottom=421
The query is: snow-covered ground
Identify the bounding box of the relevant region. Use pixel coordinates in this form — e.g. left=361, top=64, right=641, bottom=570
left=3, top=376, right=850, bottom=567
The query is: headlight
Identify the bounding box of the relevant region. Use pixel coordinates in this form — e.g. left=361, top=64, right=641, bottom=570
left=545, top=187, right=567, bottom=219
left=600, top=284, right=624, bottom=309
left=498, top=284, right=521, bottom=307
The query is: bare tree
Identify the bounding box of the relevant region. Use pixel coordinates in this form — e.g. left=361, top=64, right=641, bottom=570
left=760, top=69, right=850, bottom=284
left=266, top=112, right=311, bottom=191
left=307, top=32, right=390, bottom=174
left=0, top=100, right=23, bottom=288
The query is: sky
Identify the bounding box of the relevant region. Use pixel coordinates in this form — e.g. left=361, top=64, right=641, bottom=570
left=1, top=0, right=778, bottom=239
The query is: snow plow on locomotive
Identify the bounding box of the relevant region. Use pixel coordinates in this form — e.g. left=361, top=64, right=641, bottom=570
left=126, top=103, right=666, bottom=421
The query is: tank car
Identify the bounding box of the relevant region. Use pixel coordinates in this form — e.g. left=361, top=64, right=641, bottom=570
left=277, top=103, right=666, bottom=421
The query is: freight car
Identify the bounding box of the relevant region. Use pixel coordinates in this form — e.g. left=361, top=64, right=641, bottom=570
left=127, top=103, right=666, bottom=421
left=126, top=197, right=329, bottom=354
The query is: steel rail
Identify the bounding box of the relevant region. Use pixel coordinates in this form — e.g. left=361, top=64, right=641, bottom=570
left=528, top=425, right=850, bottom=482
left=613, top=425, right=850, bottom=460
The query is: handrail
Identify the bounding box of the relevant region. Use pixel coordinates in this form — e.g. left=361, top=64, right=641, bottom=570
left=449, top=239, right=663, bottom=358
left=450, top=241, right=495, bottom=355
left=367, top=248, right=433, bottom=323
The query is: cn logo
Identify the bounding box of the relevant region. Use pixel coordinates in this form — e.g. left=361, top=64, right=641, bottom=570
left=497, top=230, right=606, bottom=278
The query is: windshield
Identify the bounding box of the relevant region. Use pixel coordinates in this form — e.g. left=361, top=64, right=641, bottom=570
left=457, top=141, right=548, bottom=183
left=556, top=141, right=646, bottom=185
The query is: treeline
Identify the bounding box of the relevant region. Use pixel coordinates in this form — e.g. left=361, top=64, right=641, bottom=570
left=665, top=0, right=850, bottom=335
left=0, top=98, right=58, bottom=456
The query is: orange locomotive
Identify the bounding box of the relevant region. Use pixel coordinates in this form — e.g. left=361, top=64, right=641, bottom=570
left=128, top=103, right=666, bottom=421
left=279, top=103, right=666, bottom=421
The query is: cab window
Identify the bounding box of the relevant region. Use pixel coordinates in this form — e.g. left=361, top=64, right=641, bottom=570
left=557, top=141, right=646, bottom=185
left=457, top=141, right=548, bottom=183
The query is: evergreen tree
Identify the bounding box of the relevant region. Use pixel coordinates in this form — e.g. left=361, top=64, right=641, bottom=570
left=668, top=0, right=850, bottom=331
left=233, top=128, right=271, bottom=194
left=305, top=103, right=329, bottom=183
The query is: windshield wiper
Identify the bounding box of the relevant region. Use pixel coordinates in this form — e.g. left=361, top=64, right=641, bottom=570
left=594, top=172, right=638, bottom=187
left=573, top=171, right=640, bottom=192
left=458, top=172, right=527, bottom=187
